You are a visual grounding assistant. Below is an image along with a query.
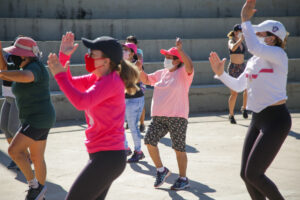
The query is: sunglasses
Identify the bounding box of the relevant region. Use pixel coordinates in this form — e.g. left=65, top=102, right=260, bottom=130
left=266, top=32, right=275, bottom=37
left=87, top=49, right=106, bottom=60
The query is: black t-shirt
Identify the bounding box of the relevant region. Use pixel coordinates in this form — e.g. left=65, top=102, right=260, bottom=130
left=125, top=82, right=144, bottom=99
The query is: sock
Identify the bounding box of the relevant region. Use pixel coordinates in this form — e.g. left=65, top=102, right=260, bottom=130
left=180, top=177, right=187, bottom=181
left=28, top=178, right=39, bottom=189
left=135, top=150, right=142, bottom=154
left=157, top=167, right=165, bottom=173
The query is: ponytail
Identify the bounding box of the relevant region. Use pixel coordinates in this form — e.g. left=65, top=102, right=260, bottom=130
left=281, top=32, right=289, bottom=49
left=104, top=52, right=139, bottom=95
left=227, top=31, right=235, bottom=39
left=274, top=32, right=289, bottom=49
left=118, top=59, right=140, bottom=95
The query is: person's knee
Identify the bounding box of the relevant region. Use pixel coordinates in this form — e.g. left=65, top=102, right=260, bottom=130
left=30, top=154, right=45, bottom=165
left=244, top=167, right=260, bottom=184
left=175, top=150, right=187, bottom=159
left=8, top=145, right=15, bottom=157
left=8, top=145, right=23, bottom=159
left=240, top=169, right=247, bottom=182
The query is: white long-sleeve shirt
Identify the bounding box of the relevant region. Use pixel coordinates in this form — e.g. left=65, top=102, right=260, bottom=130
left=216, top=21, right=288, bottom=113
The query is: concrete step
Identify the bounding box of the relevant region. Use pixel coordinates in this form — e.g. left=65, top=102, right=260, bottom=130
left=2, top=37, right=300, bottom=63
left=1, top=82, right=299, bottom=121
left=46, top=59, right=300, bottom=91
left=0, top=0, right=299, bottom=19
left=2, top=82, right=297, bottom=121
left=1, top=17, right=300, bottom=41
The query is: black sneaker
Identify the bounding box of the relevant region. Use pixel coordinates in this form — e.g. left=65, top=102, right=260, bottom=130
left=139, top=124, right=145, bottom=133
left=154, top=167, right=171, bottom=188
left=25, top=183, right=47, bottom=200
left=125, top=123, right=129, bottom=130
left=241, top=107, right=248, bottom=119
left=229, top=115, right=237, bottom=124
left=7, top=160, right=19, bottom=170
left=127, top=151, right=145, bottom=163
left=125, top=148, right=132, bottom=156
left=171, top=177, right=190, bottom=190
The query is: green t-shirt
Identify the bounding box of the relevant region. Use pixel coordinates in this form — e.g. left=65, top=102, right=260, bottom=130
left=9, top=61, right=56, bottom=129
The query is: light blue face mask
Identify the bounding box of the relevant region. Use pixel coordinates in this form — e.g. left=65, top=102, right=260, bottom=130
left=164, top=58, right=174, bottom=70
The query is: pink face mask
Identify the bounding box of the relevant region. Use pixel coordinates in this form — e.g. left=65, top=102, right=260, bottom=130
left=84, top=53, right=105, bottom=73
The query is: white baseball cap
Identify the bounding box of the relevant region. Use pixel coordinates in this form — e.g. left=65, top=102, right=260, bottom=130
left=252, top=20, right=287, bottom=41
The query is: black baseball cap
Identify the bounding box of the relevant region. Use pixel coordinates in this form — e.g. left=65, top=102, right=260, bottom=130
left=233, top=24, right=242, bottom=31
left=82, top=36, right=123, bottom=65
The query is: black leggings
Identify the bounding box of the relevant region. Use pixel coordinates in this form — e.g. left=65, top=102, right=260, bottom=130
left=65, top=150, right=126, bottom=200
left=240, top=104, right=291, bottom=200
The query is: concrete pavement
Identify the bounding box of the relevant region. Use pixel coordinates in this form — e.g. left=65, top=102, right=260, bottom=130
left=0, top=112, right=299, bottom=200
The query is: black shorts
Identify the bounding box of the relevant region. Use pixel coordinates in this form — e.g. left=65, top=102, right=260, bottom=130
left=227, top=62, right=246, bottom=78
left=18, top=124, right=50, bottom=141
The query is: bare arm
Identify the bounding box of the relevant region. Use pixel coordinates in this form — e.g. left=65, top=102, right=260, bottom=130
left=139, top=71, right=151, bottom=85
left=228, top=37, right=244, bottom=52
left=0, top=42, right=8, bottom=70
left=209, top=52, right=247, bottom=92
left=0, top=70, right=34, bottom=83
left=241, top=0, right=256, bottom=23
left=136, top=60, right=151, bottom=85
left=176, top=38, right=193, bottom=74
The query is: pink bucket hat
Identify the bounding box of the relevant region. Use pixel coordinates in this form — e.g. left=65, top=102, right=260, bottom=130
left=160, top=47, right=183, bottom=62
left=3, top=37, right=41, bottom=57
left=123, top=42, right=137, bottom=54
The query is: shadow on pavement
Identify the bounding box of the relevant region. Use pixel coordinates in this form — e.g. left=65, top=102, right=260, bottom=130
left=0, top=150, right=68, bottom=200
left=159, top=137, right=199, bottom=153
left=49, top=120, right=87, bottom=135
left=289, top=130, right=300, bottom=139
left=45, top=182, right=68, bottom=200
left=129, top=161, right=216, bottom=200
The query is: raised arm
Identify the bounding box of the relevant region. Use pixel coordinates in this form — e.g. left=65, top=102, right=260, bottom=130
left=136, top=60, right=151, bottom=85
left=59, top=31, right=78, bottom=78
left=176, top=38, right=193, bottom=74
left=209, top=52, right=247, bottom=92
left=58, top=32, right=96, bottom=91
left=48, top=53, right=116, bottom=110
left=228, top=36, right=244, bottom=52
left=240, top=0, right=287, bottom=65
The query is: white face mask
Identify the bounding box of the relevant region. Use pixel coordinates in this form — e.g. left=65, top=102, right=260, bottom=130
left=238, top=32, right=243, bottom=39
left=257, top=36, right=267, bottom=45
left=123, top=50, right=130, bottom=60
left=164, top=58, right=174, bottom=70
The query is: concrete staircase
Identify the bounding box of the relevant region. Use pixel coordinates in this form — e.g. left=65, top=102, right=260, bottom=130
left=1, top=0, right=300, bottom=120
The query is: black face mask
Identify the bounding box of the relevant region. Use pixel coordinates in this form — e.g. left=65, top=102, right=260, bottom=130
left=8, top=55, right=25, bottom=68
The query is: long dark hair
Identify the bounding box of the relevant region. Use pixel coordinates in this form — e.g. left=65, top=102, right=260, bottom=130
left=104, top=53, right=139, bottom=95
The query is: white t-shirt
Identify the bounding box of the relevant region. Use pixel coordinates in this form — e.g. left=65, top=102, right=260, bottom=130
left=216, top=21, right=288, bottom=113
left=2, top=85, right=15, bottom=98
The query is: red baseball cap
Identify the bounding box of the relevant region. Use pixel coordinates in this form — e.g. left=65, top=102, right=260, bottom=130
left=160, top=47, right=183, bottom=62
left=3, top=37, right=41, bottom=57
